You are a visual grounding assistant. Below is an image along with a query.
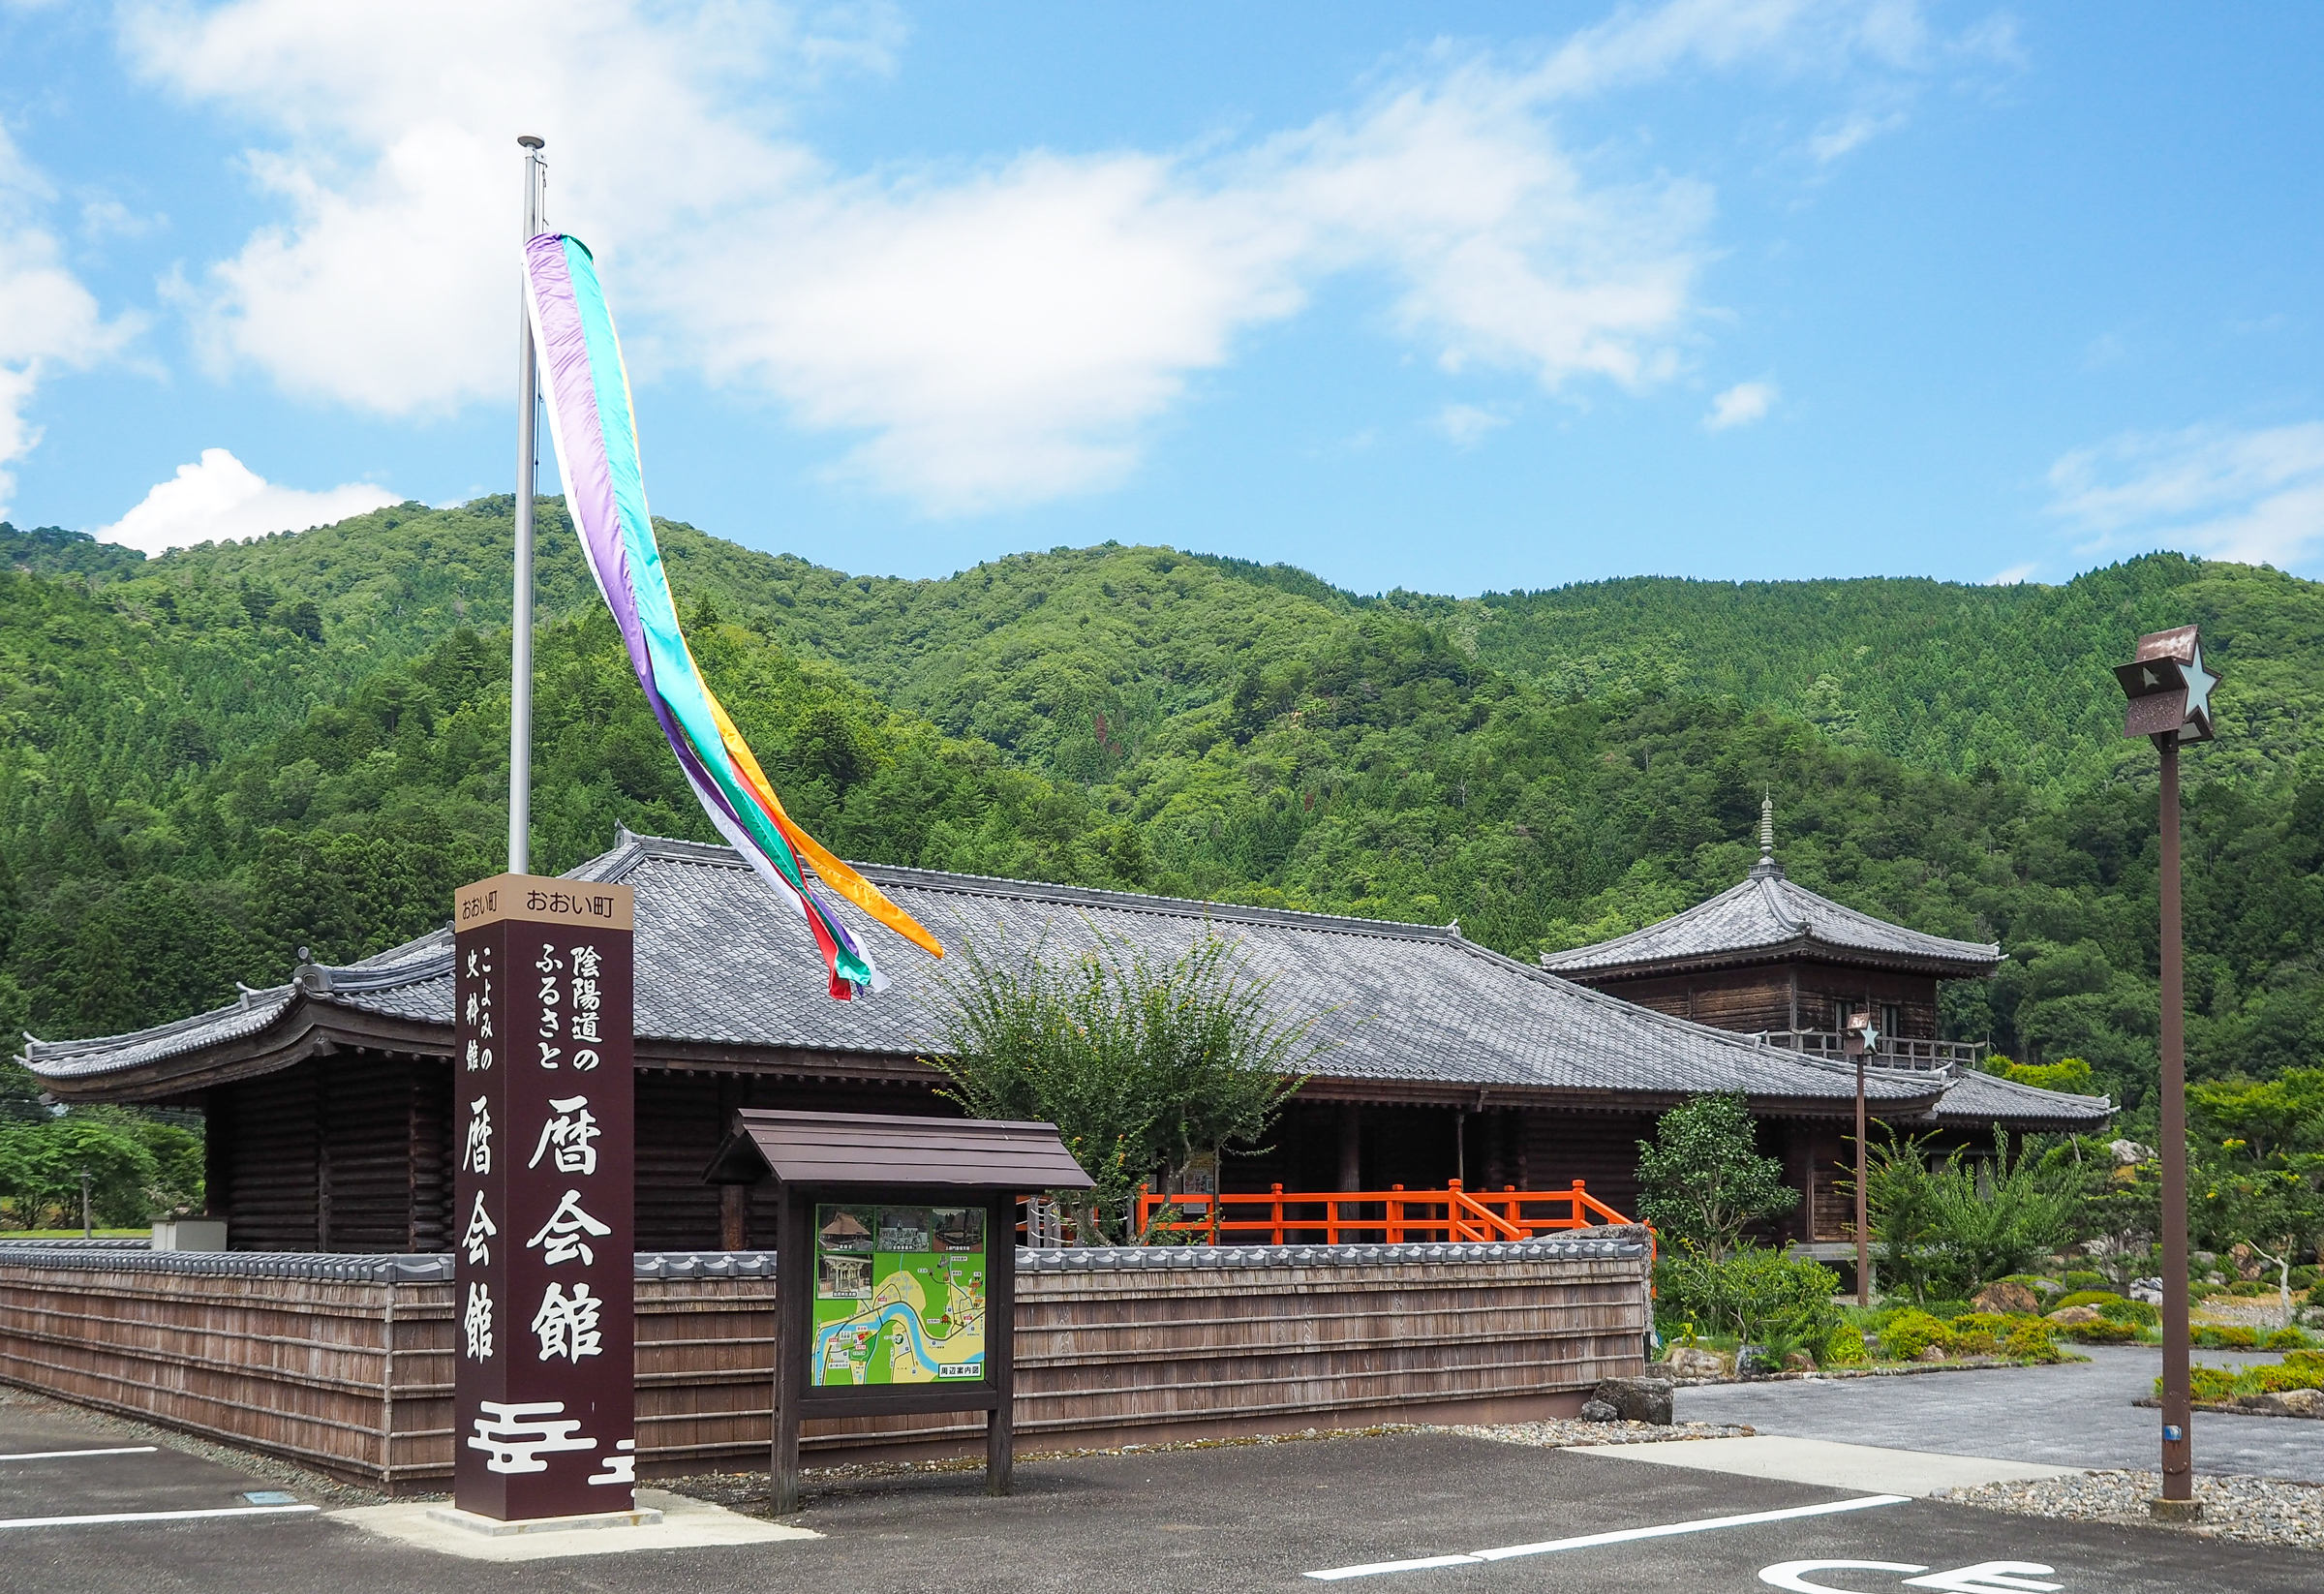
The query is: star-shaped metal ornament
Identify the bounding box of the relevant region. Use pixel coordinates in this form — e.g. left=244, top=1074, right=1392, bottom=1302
left=2176, top=641, right=2218, bottom=740
left=2115, top=624, right=2220, bottom=744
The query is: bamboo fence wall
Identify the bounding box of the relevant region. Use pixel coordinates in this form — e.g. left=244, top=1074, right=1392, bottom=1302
left=0, top=1234, right=1647, bottom=1491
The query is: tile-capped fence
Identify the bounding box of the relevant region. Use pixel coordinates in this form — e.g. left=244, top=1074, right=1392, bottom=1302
left=0, top=1232, right=1648, bottom=1490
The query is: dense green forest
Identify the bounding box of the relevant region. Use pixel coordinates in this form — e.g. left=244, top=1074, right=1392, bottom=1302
left=3, top=505, right=2321, bottom=1117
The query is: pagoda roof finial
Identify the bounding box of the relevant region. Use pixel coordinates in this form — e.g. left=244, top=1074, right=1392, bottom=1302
left=1753, top=789, right=1784, bottom=879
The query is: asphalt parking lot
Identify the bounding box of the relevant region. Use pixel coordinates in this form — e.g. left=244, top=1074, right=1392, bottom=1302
left=0, top=1396, right=2315, bottom=1594
left=1679, top=1344, right=2324, bottom=1483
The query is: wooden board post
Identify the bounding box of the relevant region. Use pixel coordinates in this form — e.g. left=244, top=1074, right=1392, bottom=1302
left=706, top=1109, right=1090, bottom=1515
left=451, top=874, right=637, bottom=1522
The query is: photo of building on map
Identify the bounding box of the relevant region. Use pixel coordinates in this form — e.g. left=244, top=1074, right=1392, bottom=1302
left=876, top=1207, right=932, bottom=1253
left=812, top=1202, right=988, bottom=1389
left=818, top=1206, right=875, bottom=1253
left=817, top=1253, right=872, bottom=1301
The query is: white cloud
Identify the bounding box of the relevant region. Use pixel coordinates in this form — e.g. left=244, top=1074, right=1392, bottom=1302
left=120, top=0, right=1934, bottom=513
left=1987, top=562, right=2036, bottom=585
left=1807, top=107, right=1907, bottom=163
left=2045, top=421, right=2324, bottom=569
left=1705, top=379, right=1778, bottom=430
left=0, top=125, right=138, bottom=519
left=1434, top=403, right=1514, bottom=448
left=92, top=447, right=398, bottom=556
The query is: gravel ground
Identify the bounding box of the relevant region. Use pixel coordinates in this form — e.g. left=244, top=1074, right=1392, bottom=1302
left=1426, top=1418, right=1755, bottom=1448
left=1940, top=1469, right=2324, bottom=1552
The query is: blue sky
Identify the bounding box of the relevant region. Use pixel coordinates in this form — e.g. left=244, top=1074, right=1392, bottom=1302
left=4, top=2, right=2322, bottom=596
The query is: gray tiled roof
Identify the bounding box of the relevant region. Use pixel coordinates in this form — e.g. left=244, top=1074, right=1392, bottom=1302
left=1539, top=857, right=2002, bottom=977
left=1928, top=1065, right=2111, bottom=1128
left=21, top=832, right=2093, bottom=1124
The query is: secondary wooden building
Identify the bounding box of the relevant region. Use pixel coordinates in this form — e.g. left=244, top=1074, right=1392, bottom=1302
left=1540, top=802, right=2086, bottom=1245
left=20, top=825, right=2107, bottom=1254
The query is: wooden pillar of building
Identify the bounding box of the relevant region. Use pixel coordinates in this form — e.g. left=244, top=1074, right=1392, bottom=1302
left=718, top=1075, right=749, bottom=1249
left=1337, top=1103, right=1361, bottom=1191
left=201, top=1085, right=232, bottom=1224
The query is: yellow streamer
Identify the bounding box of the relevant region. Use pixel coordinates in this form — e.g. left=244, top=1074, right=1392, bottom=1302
left=703, top=689, right=945, bottom=960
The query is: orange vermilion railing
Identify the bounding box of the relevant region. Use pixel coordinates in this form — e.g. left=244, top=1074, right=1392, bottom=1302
left=1133, top=1179, right=1639, bottom=1249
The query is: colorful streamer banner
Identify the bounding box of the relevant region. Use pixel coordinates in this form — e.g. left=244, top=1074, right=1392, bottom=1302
left=522, top=231, right=940, bottom=997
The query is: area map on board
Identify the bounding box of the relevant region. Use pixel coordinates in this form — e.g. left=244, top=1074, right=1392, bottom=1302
left=811, top=1204, right=988, bottom=1387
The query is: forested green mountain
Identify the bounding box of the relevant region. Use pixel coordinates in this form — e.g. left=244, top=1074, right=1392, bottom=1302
left=2, top=506, right=2319, bottom=1117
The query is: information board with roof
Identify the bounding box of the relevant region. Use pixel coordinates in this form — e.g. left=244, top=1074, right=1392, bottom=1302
left=704, top=1108, right=1094, bottom=1512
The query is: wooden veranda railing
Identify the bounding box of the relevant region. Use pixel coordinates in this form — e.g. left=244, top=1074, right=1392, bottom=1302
left=1132, top=1179, right=1637, bottom=1248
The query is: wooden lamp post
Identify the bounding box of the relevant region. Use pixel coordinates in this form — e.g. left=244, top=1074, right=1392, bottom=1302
left=2112, top=624, right=2219, bottom=1520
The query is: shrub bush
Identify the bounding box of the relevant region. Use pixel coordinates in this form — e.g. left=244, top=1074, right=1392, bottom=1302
left=2061, top=1271, right=2108, bottom=1292
left=2228, top=1280, right=2271, bottom=1298
left=2191, top=1325, right=2260, bottom=1349
left=1947, top=1313, right=2015, bottom=1355
left=2169, top=1359, right=2324, bottom=1402
left=2263, top=1328, right=2311, bottom=1351
left=1654, top=1246, right=1840, bottom=1343
left=2186, top=1365, right=2238, bottom=1402
left=1879, top=1309, right=1954, bottom=1361
left=2004, top=1318, right=2064, bottom=1362
left=2285, top=1349, right=2324, bottom=1369
left=2253, top=1360, right=2324, bottom=1393
left=1821, top=1324, right=1870, bottom=1366
left=2052, top=1290, right=2157, bottom=1324
left=2290, top=1265, right=2319, bottom=1291
left=2065, top=1319, right=2137, bottom=1343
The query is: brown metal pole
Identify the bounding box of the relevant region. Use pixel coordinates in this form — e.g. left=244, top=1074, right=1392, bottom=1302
left=2156, top=737, right=2194, bottom=1506
left=1854, top=1057, right=1870, bottom=1308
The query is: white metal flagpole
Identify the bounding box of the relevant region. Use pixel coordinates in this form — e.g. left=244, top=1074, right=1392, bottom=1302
left=509, top=135, right=547, bottom=874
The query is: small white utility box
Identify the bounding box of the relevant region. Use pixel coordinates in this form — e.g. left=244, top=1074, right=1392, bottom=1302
left=152, top=1218, right=228, bottom=1251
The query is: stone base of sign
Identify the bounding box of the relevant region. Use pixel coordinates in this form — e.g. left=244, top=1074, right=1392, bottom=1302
left=2148, top=1495, right=2204, bottom=1522
left=342, top=1490, right=814, bottom=1562
left=425, top=1503, right=665, bottom=1536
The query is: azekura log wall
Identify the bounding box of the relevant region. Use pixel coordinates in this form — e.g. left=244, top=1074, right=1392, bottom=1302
left=0, top=1235, right=1650, bottom=1491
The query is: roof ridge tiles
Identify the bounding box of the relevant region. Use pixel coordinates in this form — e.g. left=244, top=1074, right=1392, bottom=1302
left=593, top=829, right=1468, bottom=943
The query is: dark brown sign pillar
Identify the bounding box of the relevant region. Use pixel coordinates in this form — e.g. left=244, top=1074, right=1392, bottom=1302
left=452, top=874, right=637, bottom=1522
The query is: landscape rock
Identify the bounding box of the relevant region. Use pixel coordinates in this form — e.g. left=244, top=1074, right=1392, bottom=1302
left=2046, top=1305, right=2104, bottom=1326
left=1577, top=1398, right=1621, bottom=1423
left=1783, top=1351, right=1817, bottom=1372
left=1588, top=1378, right=1674, bottom=1425
left=1663, top=1346, right=1731, bottom=1379
left=1972, top=1281, right=2040, bottom=1316
left=2278, top=1389, right=2322, bottom=1418
left=1915, top=1345, right=1949, bottom=1363
left=2129, top=1277, right=2164, bottom=1304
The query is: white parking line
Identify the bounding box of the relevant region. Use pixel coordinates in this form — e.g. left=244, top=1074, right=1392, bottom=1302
left=0, top=1505, right=320, bottom=1530
left=0, top=1447, right=159, bottom=1463
left=1306, top=1494, right=1914, bottom=1580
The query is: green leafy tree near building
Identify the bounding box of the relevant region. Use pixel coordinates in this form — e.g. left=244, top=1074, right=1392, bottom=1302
left=1636, top=1092, right=1798, bottom=1262
left=928, top=933, right=1317, bottom=1242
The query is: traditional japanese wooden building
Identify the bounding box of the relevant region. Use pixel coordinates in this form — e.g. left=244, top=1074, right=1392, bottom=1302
left=20, top=825, right=2107, bottom=1254
left=1540, top=801, right=2095, bottom=1246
